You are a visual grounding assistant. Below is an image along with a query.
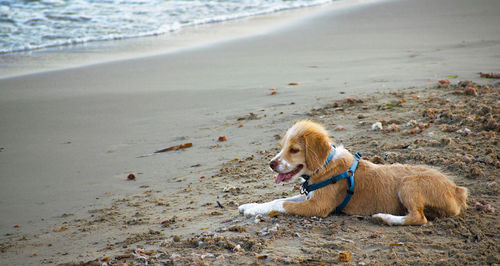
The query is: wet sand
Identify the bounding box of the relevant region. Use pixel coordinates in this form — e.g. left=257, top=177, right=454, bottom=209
left=0, top=0, right=499, bottom=264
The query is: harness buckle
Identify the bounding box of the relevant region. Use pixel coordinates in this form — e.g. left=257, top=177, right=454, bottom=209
left=300, top=184, right=309, bottom=196
left=347, top=170, right=354, bottom=177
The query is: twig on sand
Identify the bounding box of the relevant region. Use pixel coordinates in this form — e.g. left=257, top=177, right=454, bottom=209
left=137, top=142, right=193, bottom=158
left=154, top=143, right=193, bottom=153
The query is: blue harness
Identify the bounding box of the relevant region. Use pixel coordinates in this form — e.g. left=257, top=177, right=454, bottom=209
left=300, top=145, right=362, bottom=214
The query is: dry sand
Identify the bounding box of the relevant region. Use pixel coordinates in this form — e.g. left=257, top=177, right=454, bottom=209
left=0, top=0, right=499, bottom=264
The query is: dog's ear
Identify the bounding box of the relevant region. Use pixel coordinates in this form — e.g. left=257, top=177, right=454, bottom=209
left=304, top=131, right=331, bottom=171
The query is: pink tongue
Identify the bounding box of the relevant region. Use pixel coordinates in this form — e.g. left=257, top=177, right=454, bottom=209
left=275, top=173, right=291, bottom=184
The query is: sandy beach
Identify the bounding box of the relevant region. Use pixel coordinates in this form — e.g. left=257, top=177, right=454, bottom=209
left=0, top=0, right=499, bottom=264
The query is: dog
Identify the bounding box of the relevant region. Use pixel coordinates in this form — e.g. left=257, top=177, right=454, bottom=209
left=239, top=120, right=468, bottom=225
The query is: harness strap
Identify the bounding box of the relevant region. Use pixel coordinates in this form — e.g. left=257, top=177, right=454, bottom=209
left=301, top=152, right=362, bottom=214
left=312, top=144, right=336, bottom=175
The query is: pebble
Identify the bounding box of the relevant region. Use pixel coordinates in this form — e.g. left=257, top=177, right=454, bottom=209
left=335, top=125, right=346, bottom=131
left=384, top=124, right=400, bottom=132
left=233, top=244, right=244, bottom=253
left=254, top=214, right=265, bottom=224
left=456, top=128, right=472, bottom=136
left=223, top=185, right=237, bottom=193
left=438, top=79, right=450, bottom=85
left=475, top=202, right=495, bottom=213
left=371, top=122, right=383, bottom=131
left=465, top=86, right=478, bottom=96
left=370, top=156, right=384, bottom=164
left=406, top=120, right=418, bottom=127
left=339, top=251, right=351, bottom=262
left=201, top=253, right=214, bottom=260
left=462, top=154, right=474, bottom=163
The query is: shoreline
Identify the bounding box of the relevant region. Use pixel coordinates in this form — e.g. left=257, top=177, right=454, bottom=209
left=0, top=0, right=499, bottom=263
left=0, top=0, right=362, bottom=79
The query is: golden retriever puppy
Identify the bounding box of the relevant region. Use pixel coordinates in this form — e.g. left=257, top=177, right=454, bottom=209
left=239, top=120, right=468, bottom=225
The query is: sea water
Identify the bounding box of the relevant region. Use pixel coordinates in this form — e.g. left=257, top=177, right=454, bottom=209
left=0, top=0, right=332, bottom=54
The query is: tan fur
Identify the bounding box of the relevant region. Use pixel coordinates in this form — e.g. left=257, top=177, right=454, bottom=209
left=279, top=120, right=468, bottom=225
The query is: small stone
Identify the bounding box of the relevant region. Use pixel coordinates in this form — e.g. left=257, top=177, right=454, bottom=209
left=475, top=202, right=495, bottom=213
left=170, top=252, right=181, bottom=260
left=464, top=86, right=478, bottom=96
left=54, top=226, right=68, bottom=232
left=335, top=125, right=346, bottom=131
left=254, top=214, right=266, bottom=224
left=406, top=120, right=418, bottom=127
left=384, top=123, right=399, bottom=132
left=339, top=251, right=351, bottom=262
left=469, top=165, right=484, bottom=178
left=371, top=122, right=383, bottom=131
left=233, top=244, right=244, bottom=253
left=370, top=156, right=384, bottom=164
left=223, top=185, right=236, bottom=192
left=344, top=97, right=356, bottom=104
left=256, top=254, right=268, bottom=260
left=462, top=155, right=474, bottom=164
left=228, top=225, right=245, bottom=233
left=201, top=253, right=214, bottom=260
left=218, top=136, right=227, bottom=142
left=127, top=173, right=136, bottom=181
left=438, top=79, right=450, bottom=85
left=457, top=128, right=472, bottom=136
left=268, top=211, right=280, bottom=218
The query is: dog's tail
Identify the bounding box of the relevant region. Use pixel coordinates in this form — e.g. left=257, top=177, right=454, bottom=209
left=455, top=186, right=468, bottom=212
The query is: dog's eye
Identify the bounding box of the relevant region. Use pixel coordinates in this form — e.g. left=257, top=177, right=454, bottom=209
left=290, top=148, right=299, bottom=154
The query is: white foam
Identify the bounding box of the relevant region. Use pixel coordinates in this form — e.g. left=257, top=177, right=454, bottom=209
left=0, top=0, right=333, bottom=54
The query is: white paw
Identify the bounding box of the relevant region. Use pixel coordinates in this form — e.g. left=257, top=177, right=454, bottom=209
left=238, top=201, right=284, bottom=216
left=238, top=203, right=258, bottom=213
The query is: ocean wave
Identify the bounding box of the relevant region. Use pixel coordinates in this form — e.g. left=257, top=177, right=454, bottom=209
left=0, top=0, right=332, bottom=54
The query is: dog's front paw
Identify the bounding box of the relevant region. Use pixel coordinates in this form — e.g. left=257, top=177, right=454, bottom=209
left=238, top=203, right=259, bottom=215
left=239, top=203, right=270, bottom=216
left=239, top=201, right=284, bottom=216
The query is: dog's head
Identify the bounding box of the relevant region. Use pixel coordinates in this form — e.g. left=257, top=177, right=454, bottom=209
left=270, top=120, right=332, bottom=184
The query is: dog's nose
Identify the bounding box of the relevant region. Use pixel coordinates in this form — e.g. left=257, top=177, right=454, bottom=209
left=270, top=160, right=278, bottom=171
